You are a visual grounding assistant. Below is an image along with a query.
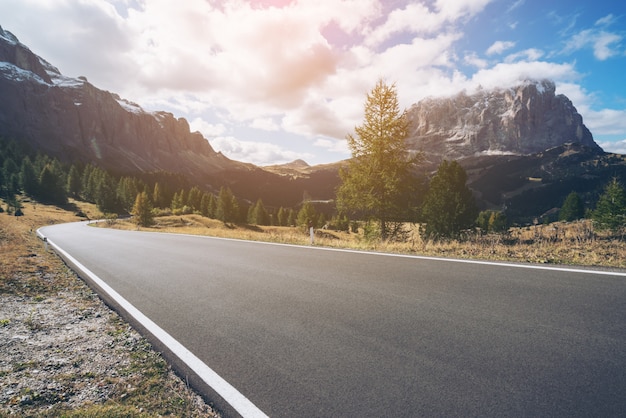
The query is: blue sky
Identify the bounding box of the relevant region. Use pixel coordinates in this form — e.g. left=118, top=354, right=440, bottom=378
left=1, top=0, right=625, bottom=165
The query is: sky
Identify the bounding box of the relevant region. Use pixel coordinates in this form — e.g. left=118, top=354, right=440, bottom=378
left=1, top=0, right=625, bottom=166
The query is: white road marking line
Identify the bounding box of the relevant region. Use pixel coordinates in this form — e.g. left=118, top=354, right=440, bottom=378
left=38, top=229, right=269, bottom=418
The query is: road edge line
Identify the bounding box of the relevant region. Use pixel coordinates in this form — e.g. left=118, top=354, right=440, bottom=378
left=37, top=228, right=269, bottom=418
left=162, top=231, right=626, bottom=278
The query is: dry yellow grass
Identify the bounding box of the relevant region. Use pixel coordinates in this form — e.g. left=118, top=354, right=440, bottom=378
left=103, top=214, right=626, bottom=269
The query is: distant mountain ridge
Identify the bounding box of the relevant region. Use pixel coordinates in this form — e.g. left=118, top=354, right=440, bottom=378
left=0, top=25, right=249, bottom=185
left=406, top=79, right=601, bottom=162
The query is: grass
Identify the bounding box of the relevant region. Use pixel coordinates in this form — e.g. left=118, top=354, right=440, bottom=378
left=100, top=213, right=626, bottom=269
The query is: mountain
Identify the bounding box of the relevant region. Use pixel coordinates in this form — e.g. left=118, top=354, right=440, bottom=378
left=0, top=26, right=341, bottom=208
left=0, top=25, right=249, bottom=185
left=2, top=25, right=624, bottom=222
left=406, top=79, right=602, bottom=163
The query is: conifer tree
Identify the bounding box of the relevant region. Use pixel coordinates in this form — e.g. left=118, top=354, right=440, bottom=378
left=20, top=157, right=38, bottom=196
left=297, top=201, right=317, bottom=230
left=67, top=165, right=82, bottom=198
left=277, top=207, right=288, bottom=226
left=592, top=178, right=626, bottom=232
left=287, top=208, right=296, bottom=227
left=249, top=199, right=270, bottom=225
left=152, top=182, right=164, bottom=208
left=421, top=160, right=477, bottom=239
left=132, top=191, right=154, bottom=227
left=559, top=191, right=584, bottom=222
left=217, top=187, right=238, bottom=224
left=38, top=164, right=67, bottom=205
left=336, top=79, right=418, bottom=240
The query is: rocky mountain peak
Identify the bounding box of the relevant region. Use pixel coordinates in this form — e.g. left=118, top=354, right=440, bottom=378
left=0, top=25, right=53, bottom=84
left=0, top=27, right=249, bottom=182
left=406, top=79, right=601, bottom=161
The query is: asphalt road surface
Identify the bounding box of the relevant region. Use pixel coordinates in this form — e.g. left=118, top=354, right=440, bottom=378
left=39, top=222, right=626, bottom=417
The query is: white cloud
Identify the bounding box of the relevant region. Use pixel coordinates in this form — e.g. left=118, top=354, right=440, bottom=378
left=464, top=52, right=488, bottom=68
left=189, top=118, right=227, bottom=137
left=211, top=136, right=311, bottom=166
left=486, top=41, right=516, bottom=56
left=251, top=118, right=280, bottom=132
left=563, top=28, right=623, bottom=61
left=595, top=14, right=616, bottom=27
left=505, top=48, right=544, bottom=63
left=584, top=109, right=626, bottom=136
left=468, top=61, right=579, bottom=91
left=597, top=139, right=626, bottom=154
left=314, top=137, right=350, bottom=155
left=365, top=0, right=493, bottom=47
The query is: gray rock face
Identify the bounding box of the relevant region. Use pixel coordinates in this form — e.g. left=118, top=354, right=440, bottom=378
left=406, top=80, right=601, bottom=160
left=0, top=26, right=244, bottom=181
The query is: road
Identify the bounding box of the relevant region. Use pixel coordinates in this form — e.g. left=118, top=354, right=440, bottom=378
left=39, top=222, right=626, bottom=417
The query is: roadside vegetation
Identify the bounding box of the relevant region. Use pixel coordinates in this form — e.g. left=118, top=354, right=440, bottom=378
left=99, top=212, right=626, bottom=269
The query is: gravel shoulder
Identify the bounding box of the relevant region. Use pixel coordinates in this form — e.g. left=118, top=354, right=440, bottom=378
left=0, top=200, right=220, bottom=417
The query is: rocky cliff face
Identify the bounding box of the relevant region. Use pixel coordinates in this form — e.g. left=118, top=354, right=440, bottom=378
left=406, top=80, right=602, bottom=161
left=0, top=26, right=245, bottom=181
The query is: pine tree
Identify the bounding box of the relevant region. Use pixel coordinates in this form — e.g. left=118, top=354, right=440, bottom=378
left=336, top=79, right=418, bottom=240
left=277, top=207, right=288, bottom=226
left=132, top=191, right=154, bottom=227
left=297, top=201, right=317, bottom=230
left=249, top=199, right=270, bottom=225
left=95, top=171, right=118, bottom=213
left=592, top=178, right=626, bottom=232
left=152, top=182, right=164, bottom=209
left=216, top=187, right=238, bottom=224
left=67, top=165, right=82, bottom=198
left=287, top=209, right=296, bottom=227
left=488, top=211, right=507, bottom=233
left=421, top=160, right=477, bottom=239
left=559, top=191, right=584, bottom=222
left=20, top=157, right=38, bottom=196
left=38, top=164, right=67, bottom=205
left=187, top=186, right=203, bottom=212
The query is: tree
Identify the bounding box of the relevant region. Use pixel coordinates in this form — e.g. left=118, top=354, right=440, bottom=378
left=38, top=164, right=67, bottom=205
left=117, top=176, right=141, bottom=213
left=216, top=187, right=238, bottom=224
left=277, top=207, right=288, bottom=226
left=336, top=79, right=418, bottom=240
left=248, top=199, right=270, bottom=225
left=132, top=191, right=154, bottom=227
left=152, top=182, right=162, bottom=209
left=592, top=178, right=626, bottom=232
left=488, top=211, right=507, bottom=233
left=559, top=191, right=584, bottom=222
left=477, top=210, right=507, bottom=233
left=20, top=157, right=38, bottom=196
left=67, top=165, right=82, bottom=198
left=287, top=208, right=296, bottom=227
left=421, top=160, right=477, bottom=239
left=297, top=201, right=317, bottom=230
left=200, top=192, right=213, bottom=217
left=94, top=171, right=118, bottom=213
